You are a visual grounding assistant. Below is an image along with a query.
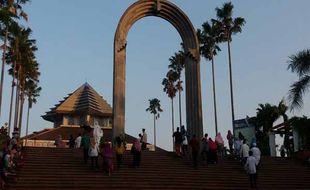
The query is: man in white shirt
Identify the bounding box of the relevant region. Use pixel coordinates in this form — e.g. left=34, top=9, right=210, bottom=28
left=245, top=150, right=257, bottom=188
left=240, top=139, right=249, bottom=164
left=250, top=143, right=261, bottom=166
left=75, top=133, right=82, bottom=148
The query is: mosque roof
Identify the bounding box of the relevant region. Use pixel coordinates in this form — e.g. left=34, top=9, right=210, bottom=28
left=42, top=83, right=112, bottom=122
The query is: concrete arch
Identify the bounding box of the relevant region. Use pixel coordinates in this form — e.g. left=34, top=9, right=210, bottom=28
left=113, top=0, right=203, bottom=141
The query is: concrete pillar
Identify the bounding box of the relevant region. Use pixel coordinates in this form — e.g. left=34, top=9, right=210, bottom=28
left=269, top=132, right=276, bottom=157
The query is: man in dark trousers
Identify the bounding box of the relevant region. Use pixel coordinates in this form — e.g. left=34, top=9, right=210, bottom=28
left=173, top=127, right=183, bottom=156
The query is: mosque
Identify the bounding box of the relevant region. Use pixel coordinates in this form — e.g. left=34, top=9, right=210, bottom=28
left=22, top=83, right=124, bottom=147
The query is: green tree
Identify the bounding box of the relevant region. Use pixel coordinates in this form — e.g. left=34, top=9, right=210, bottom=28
left=214, top=2, right=245, bottom=130
left=287, top=49, right=310, bottom=110
left=277, top=99, right=292, bottom=154
left=146, top=98, right=163, bottom=150
left=197, top=20, right=222, bottom=135
left=6, top=26, right=38, bottom=136
left=168, top=50, right=185, bottom=129
left=256, top=103, right=279, bottom=155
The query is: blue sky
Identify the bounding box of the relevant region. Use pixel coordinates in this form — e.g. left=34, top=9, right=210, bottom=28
left=1, top=0, right=310, bottom=150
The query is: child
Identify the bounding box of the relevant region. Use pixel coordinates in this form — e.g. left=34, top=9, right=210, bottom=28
left=245, top=150, right=257, bottom=188
left=102, top=142, right=113, bottom=176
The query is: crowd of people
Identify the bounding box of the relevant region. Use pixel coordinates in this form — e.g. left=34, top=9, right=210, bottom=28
left=59, top=127, right=148, bottom=176
left=172, top=127, right=261, bottom=188
left=0, top=128, right=24, bottom=189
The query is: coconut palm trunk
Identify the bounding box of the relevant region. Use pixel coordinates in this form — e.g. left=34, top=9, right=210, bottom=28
left=227, top=39, right=235, bottom=131
left=0, top=29, right=8, bottom=118
left=171, top=97, right=175, bottom=151
left=211, top=56, right=219, bottom=134
left=18, top=70, right=25, bottom=134
left=178, top=79, right=182, bottom=128
left=18, top=87, right=25, bottom=135
left=8, top=79, right=15, bottom=136
left=153, top=113, right=156, bottom=150
left=8, top=60, right=17, bottom=135
left=13, top=71, right=20, bottom=132
left=25, top=100, right=30, bottom=146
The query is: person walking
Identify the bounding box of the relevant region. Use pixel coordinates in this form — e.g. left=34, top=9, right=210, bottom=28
left=189, top=134, right=200, bottom=168
left=200, top=133, right=209, bottom=165
left=245, top=150, right=258, bottom=188
left=250, top=143, right=261, bottom=166
left=115, top=136, right=126, bottom=169
left=240, top=139, right=250, bottom=164
left=208, top=137, right=218, bottom=164
left=182, top=135, right=189, bottom=157
left=227, top=130, right=234, bottom=153
left=68, top=134, right=75, bottom=148
left=81, top=131, right=91, bottom=164
left=102, top=142, right=113, bottom=176
left=88, top=138, right=99, bottom=170
left=180, top=125, right=188, bottom=157
left=215, top=132, right=225, bottom=159
left=173, top=127, right=183, bottom=156
left=132, top=137, right=142, bottom=168
left=75, top=133, right=82, bottom=148
left=142, top=128, right=147, bottom=150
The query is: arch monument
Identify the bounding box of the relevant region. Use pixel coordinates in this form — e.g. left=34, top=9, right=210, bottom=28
left=113, top=0, right=203, bottom=141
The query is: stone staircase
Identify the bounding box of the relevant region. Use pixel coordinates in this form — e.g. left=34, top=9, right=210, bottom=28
left=6, top=147, right=310, bottom=189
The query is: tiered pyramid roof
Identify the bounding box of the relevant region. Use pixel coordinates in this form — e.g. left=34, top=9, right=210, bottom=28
left=42, top=83, right=112, bottom=122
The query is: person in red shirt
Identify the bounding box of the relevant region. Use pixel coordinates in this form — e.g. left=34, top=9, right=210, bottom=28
left=208, top=138, right=218, bottom=164
left=189, top=135, right=200, bottom=168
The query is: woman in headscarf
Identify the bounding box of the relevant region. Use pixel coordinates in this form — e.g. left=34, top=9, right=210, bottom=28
left=131, top=137, right=142, bottom=168
left=93, top=121, right=103, bottom=148
left=215, top=132, right=225, bottom=159
left=102, top=142, right=113, bottom=176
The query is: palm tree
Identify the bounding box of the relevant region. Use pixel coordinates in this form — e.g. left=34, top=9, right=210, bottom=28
left=162, top=70, right=178, bottom=149
left=6, top=26, right=37, bottom=136
left=197, top=20, right=222, bottom=135
left=255, top=103, right=279, bottom=155
left=0, top=0, right=29, bottom=119
left=168, top=51, right=185, bottom=129
left=18, top=39, right=38, bottom=135
left=0, top=1, right=16, bottom=119
left=215, top=2, right=245, bottom=130
left=287, top=49, right=310, bottom=110
left=146, top=98, right=163, bottom=150
left=277, top=99, right=292, bottom=155
left=25, top=80, right=41, bottom=145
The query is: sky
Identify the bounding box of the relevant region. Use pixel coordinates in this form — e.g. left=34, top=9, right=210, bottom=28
left=1, top=0, right=310, bottom=151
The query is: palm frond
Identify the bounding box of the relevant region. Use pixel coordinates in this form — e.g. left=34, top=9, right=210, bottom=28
left=216, top=2, right=233, bottom=19
left=231, top=17, right=246, bottom=34
left=288, top=75, right=310, bottom=110
left=287, top=49, right=310, bottom=77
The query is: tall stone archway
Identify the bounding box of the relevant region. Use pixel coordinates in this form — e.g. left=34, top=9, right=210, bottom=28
left=113, top=0, right=203, bottom=141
